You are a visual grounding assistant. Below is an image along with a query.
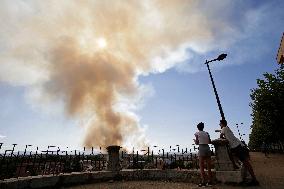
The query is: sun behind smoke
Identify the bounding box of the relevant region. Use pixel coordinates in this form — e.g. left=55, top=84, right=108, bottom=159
left=97, top=37, right=107, bottom=49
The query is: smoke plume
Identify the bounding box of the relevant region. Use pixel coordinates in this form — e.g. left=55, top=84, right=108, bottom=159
left=0, top=0, right=219, bottom=148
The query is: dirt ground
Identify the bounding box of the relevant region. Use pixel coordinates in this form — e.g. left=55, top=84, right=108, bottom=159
left=66, top=152, right=284, bottom=189
left=248, top=152, right=284, bottom=189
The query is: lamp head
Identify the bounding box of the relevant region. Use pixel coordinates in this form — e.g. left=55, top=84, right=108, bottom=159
left=217, top=53, right=227, bottom=61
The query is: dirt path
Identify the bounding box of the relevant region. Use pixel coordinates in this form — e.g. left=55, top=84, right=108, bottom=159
left=66, top=152, right=284, bottom=189
left=249, top=152, right=284, bottom=189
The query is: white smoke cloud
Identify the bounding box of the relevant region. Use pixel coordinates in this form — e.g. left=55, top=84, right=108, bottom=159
left=0, top=0, right=262, bottom=149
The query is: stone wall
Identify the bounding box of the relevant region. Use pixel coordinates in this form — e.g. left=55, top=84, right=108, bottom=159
left=211, top=139, right=245, bottom=183
left=0, top=169, right=215, bottom=189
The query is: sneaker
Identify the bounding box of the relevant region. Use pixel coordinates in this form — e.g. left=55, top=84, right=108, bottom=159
left=198, top=182, right=206, bottom=187
left=207, top=181, right=213, bottom=187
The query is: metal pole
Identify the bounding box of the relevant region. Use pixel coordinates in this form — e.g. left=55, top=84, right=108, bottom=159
left=205, top=60, right=226, bottom=120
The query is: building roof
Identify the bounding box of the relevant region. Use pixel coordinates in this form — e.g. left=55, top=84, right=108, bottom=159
left=277, top=33, right=284, bottom=64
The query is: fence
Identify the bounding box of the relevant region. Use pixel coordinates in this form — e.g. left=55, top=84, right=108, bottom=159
left=253, top=142, right=284, bottom=154
left=0, top=143, right=215, bottom=180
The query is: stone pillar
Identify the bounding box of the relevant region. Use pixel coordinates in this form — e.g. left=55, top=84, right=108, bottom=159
left=211, top=139, right=234, bottom=171
left=211, top=139, right=243, bottom=183
left=106, top=145, right=121, bottom=171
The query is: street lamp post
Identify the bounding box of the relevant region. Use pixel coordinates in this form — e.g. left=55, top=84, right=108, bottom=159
left=205, top=53, right=227, bottom=121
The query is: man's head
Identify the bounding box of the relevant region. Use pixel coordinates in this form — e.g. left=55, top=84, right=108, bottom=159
left=219, top=119, right=227, bottom=128
left=197, top=122, right=204, bottom=131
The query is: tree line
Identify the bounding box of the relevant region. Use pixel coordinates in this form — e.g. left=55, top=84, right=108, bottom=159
left=248, top=64, right=284, bottom=151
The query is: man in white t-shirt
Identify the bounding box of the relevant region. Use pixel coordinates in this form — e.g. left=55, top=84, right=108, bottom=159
left=221, top=125, right=243, bottom=149
left=220, top=120, right=259, bottom=186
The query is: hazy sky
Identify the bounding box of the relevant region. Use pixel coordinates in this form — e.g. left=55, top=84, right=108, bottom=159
left=0, top=0, right=283, bottom=152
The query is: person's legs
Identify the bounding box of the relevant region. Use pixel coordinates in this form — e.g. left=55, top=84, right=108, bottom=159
left=227, top=146, right=239, bottom=169
left=264, top=145, right=269, bottom=157
left=206, top=156, right=213, bottom=183
left=235, top=146, right=259, bottom=185
left=242, top=159, right=257, bottom=181
left=230, top=153, right=240, bottom=169
left=199, top=157, right=206, bottom=183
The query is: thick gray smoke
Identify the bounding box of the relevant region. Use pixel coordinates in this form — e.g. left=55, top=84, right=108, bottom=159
left=0, top=0, right=231, bottom=148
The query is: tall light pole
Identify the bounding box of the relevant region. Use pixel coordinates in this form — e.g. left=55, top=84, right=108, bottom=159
left=205, top=53, right=227, bottom=121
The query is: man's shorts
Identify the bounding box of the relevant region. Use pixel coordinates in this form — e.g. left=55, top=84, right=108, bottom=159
left=231, top=144, right=249, bottom=161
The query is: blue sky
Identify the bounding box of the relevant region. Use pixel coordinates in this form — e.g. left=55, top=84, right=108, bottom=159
left=0, top=0, right=283, bottom=152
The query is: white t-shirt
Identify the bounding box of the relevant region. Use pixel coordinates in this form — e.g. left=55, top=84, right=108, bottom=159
left=195, top=131, right=210, bottom=144
left=221, top=126, right=242, bottom=148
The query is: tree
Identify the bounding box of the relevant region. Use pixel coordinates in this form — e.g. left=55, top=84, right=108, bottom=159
left=249, top=64, right=284, bottom=150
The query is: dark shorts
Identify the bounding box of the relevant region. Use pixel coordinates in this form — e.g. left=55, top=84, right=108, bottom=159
left=231, top=145, right=249, bottom=161
left=198, top=144, right=211, bottom=157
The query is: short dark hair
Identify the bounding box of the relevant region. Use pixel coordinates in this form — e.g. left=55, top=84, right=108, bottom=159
left=220, top=119, right=227, bottom=126
left=197, top=122, right=204, bottom=131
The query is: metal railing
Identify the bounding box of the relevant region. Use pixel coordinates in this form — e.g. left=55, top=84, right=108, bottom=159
left=120, top=145, right=215, bottom=170
left=0, top=143, right=215, bottom=180
left=252, top=142, right=284, bottom=154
